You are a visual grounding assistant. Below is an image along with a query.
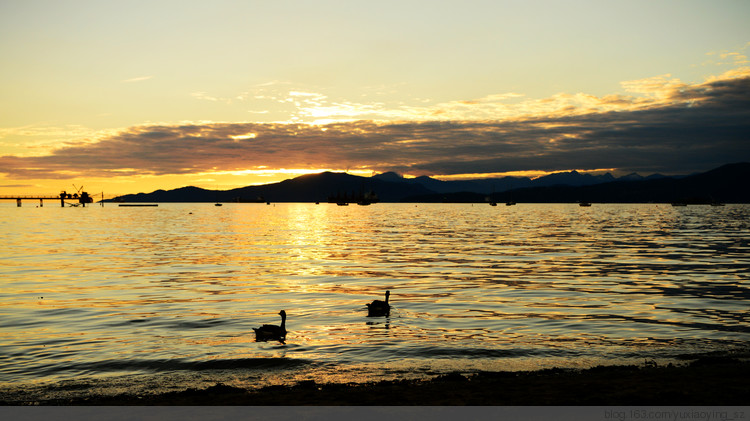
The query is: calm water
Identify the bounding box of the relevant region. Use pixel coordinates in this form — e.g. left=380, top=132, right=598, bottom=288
left=1, top=202, right=749, bottom=399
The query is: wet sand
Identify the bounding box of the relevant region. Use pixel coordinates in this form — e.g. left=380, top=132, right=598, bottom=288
left=5, top=357, right=747, bottom=406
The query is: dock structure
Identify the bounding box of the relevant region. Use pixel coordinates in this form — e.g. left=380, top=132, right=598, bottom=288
left=0, top=195, right=61, bottom=207
left=0, top=191, right=94, bottom=207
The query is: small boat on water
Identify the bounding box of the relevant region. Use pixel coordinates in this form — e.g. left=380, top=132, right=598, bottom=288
left=330, top=189, right=378, bottom=206
left=486, top=192, right=497, bottom=206
left=234, top=196, right=266, bottom=203
left=356, top=190, right=378, bottom=206
left=215, top=203, right=223, bottom=206
left=505, top=201, right=516, bottom=206
left=709, top=196, right=725, bottom=206
left=579, top=202, right=592, bottom=207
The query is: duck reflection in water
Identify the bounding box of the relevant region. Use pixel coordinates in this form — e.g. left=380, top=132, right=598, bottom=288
left=253, top=310, right=287, bottom=343
left=366, top=290, right=391, bottom=317
left=365, top=320, right=390, bottom=329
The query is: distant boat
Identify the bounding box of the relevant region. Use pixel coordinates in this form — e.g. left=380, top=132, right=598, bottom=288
left=214, top=186, right=222, bottom=206
left=486, top=191, right=496, bottom=206
left=356, top=189, right=379, bottom=206
left=328, top=188, right=378, bottom=206
left=579, top=202, right=592, bottom=207
left=503, top=182, right=516, bottom=206
left=329, top=191, right=349, bottom=205
left=236, top=196, right=266, bottom=203
left=709, top=197, right=725, bottom=206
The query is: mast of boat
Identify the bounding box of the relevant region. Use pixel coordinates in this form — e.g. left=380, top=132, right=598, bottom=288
left=214, top=185, right=223, bottom=206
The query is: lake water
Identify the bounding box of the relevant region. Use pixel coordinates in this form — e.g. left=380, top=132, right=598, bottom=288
left=1, top=202, right=749, bottom=400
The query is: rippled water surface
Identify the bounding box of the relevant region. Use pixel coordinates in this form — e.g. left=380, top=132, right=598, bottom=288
left=1, top=203, right=749, bottom=397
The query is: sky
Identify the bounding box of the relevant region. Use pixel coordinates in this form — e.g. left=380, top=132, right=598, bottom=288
left=1, top=0, right=749, bottom=196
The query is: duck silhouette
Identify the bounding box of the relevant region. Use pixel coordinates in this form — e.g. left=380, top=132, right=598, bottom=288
left=253, top=310, right=287, bottom=341
left=366, top=290, right=391, bottom=317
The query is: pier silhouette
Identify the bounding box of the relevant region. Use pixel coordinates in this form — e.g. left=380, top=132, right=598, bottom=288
left=1, top=189, right=96, bottom=207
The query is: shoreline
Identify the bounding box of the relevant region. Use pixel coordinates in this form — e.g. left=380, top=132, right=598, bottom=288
left=4, top=357, right=748, bottom=406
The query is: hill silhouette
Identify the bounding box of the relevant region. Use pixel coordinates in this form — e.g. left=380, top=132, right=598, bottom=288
left=111, top=163, right=750, bottom=203
left=114, top=171, right=433, bottom=203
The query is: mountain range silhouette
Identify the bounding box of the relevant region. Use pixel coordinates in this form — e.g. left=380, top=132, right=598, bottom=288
left=112, top=162, right=750, bottom=204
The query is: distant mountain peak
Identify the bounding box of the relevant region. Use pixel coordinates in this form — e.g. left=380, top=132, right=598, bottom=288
left=372, top=172, right=404, bottom=182
left=618, top=173, right=644, bottom=181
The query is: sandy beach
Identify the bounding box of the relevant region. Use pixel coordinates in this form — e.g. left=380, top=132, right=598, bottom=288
left=3, top=357, right=747, bottom=406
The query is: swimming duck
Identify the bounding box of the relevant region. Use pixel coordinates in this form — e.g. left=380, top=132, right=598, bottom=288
left=253, top=310, right=287, bottom=341
left=366, top=290, right=391, bottom=317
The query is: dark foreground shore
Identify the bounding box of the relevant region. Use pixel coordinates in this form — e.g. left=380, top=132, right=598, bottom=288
left=5, top=358, right=748, bottom=406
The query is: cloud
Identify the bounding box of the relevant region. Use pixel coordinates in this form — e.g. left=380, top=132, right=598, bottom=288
left=0, top=184, right=35, bottom=188
left=121, top=76, right=154, bottom=83
left=620, top=74, right=686, bottom=97
left=2, top=70, right=749, bottom=179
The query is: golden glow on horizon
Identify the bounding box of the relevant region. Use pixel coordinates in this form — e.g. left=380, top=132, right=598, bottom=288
left=202, top=168, right=373, bottom=180
left=0, top=168, right=381, bottom=197
left=433, top=168, right=620, bottom=181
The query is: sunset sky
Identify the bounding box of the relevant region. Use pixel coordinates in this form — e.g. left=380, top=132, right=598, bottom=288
left=1, top=0, right=749, bottom=196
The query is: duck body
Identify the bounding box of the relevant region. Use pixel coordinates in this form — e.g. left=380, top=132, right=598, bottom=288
left=366, top=290, right=391, bottom=317
left=253, top=310, right=287, bottom=341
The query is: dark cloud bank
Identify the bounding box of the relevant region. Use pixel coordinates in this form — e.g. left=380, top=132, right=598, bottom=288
left=2, top=76, right=749, bottom=179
